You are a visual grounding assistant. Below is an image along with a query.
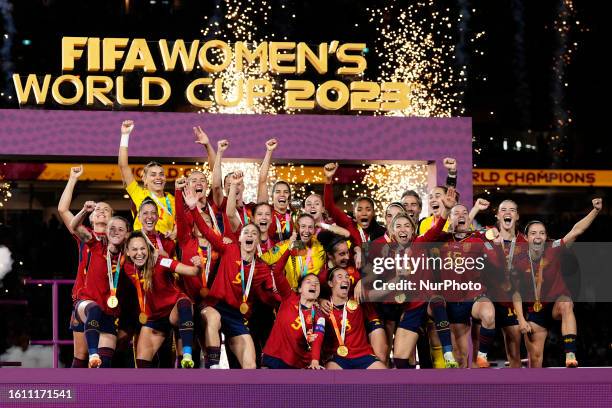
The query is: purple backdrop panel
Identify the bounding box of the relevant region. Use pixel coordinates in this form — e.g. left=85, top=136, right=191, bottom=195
left=0, top=109, right=472, bottom=202
left=0, top=369, right=611, bottom=408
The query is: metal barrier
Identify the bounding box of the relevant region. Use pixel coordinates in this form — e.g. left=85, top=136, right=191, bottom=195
left=24, top=279, right=75, bottom=368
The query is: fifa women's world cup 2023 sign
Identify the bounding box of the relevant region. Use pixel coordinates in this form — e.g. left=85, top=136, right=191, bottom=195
left=12, top=38, right=411, bottom=111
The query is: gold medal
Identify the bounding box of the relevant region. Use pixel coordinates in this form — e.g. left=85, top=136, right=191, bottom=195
left=106, top=295, right=119, bottom=309
left=337, top=345, right=349, bottom=357
left=485, top=229, right=497, bottom=241
left=346, top=299, right=358, bottom=311
left=199, top=287, right=209, bottom=298
left=240, top=302, right=249, bottom=315
left=533, top=301, right=542, bottom=312
left=139, top=312, right=148, bottom=325
left=395, top=293, right=406, bottom=304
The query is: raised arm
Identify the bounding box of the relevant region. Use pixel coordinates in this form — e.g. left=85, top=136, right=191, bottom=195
left=193, top=126, right=216, bottom=171
left=417, top=188, right=454, bottom=242
left=322, top=163, right=354, bottom=229
left=468, top=198, right=490, bottom=228
left=69, top=200, right=96, bottom=233
left=117, top=120, right=136, bottom=188
left=184, top=188, right=226, bottom=252
left=563, top=198, right=603, bottom=247
left=443, top=157, right=457, bottom=188
left=174, top=177, right=192, bottom=246
left=57, top=165, right=83, bottom=233
left=257, top=138, right=277, bottom=203
left=211, top=139, right=229, bottom=207
left=271, top=246, right=293, bottom=300
left=226, top=171, right=244, bottom=233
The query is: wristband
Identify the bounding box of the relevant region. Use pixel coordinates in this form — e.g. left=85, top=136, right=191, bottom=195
left=120, top=133, right=130, bottom=147
left=319, top=222, right=331, bottom=230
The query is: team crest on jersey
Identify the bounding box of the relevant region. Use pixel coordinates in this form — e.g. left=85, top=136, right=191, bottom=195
left=232, top=273, right=242, bottom=285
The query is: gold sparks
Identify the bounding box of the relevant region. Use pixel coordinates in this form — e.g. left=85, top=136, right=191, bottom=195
left=0, top=181, right=11, bottom=208
left=368, top=1, right=466, bottom=117
left=361, top=163, right=429, bottom=220
left=200, top=1, right=283, bottom=115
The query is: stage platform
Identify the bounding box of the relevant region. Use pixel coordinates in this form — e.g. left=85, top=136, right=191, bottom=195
left=1, top=368, right=611, bottom=407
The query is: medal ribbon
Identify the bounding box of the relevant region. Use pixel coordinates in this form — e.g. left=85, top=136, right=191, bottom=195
left=357, top=224, right=369, bottom=243
left=132, top=268, right=146, bottom=317
left=275, top=212, right=290, bottom=241
left=106, top=249, right=121, bottom=296
left=298, top=303, right=316, bottom=348
left=328, top=301, right=348, bottom=348
left=198, top=245, right=212, bottom=287
left=153, top=233, right=164, bottom=252
left=502, top=237, right=517, bottom=271
left=148, top=192, right=172, bottom=217
left=207, top=203, right=220, bottom=233
left=296, top=247, right=313, bottom=277
left=528, top=252, right=545, bottom=305
left=501, top=237, right=517, bottom=284
left=240, top=258, right=256, bottom=304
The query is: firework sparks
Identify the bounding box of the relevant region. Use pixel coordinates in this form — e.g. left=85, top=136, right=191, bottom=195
left=367, top=1, right=467, bottom=117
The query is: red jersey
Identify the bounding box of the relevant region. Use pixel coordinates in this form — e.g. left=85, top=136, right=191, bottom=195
left=262, top=251, right=325, bottom=368
left=365, top=216, right=447, bottom=307
left=123, top=257, right=182, bottom=321
left=78, top=236, right=124, bottom=317
left=323, top=183, right=386, bottom=243
left=438, top=233, right=504, bottom=301
left=267, top=208, right=293, bottom=242
left=175, top=188, right=221, bottom=302
left=215, top=196, right=255, bottom=234
left=513, top=239, right=569, bottom=306
left=484, top=232, right=528, bottom=306
left=70, top=227, right=102, bottom=302
left=145, top=231, right=175, bottom=258
left=190, top=207, right=282, bottom=318
left=320, top=301, right=375, bottom=359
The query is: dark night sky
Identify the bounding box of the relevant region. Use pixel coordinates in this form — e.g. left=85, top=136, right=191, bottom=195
left=0, top=0, right=609, bottom=169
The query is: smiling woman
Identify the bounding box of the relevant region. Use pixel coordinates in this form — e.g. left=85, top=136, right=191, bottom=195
left=117, top=120, right=176, bottom=235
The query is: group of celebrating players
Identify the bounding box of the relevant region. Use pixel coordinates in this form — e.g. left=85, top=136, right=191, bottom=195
left=57, top=120, right=603, bottom=369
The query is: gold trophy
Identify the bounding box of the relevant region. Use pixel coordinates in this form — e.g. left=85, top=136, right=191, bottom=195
left=290, top=198, right=304, bottom=250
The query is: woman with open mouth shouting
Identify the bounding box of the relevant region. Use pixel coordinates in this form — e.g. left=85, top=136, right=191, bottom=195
left=58, top=166, right=113, bottom=368
left=184, top=188, right=287, bottom=369
left=512, top=197, right=603, bottom=368
left=436, top=204, right=506, bottom=368
left=261, top=232, right=326, bottom=369
left=260, top=213, right=327, bottom=290
left=123, top=231, right=202, bottom=369
left=387, top=210, right=460, bottom=369
left=71, top=204, right=130, bottom=368
left=316, top=268, right=386, bottom=369
left=175, top=175, right=233, bottom=368
left=323, top=162, right=386, bottom=245
left=118, top=120, right=176, bottom=237
left=470, top=198, right=527, bottom=368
